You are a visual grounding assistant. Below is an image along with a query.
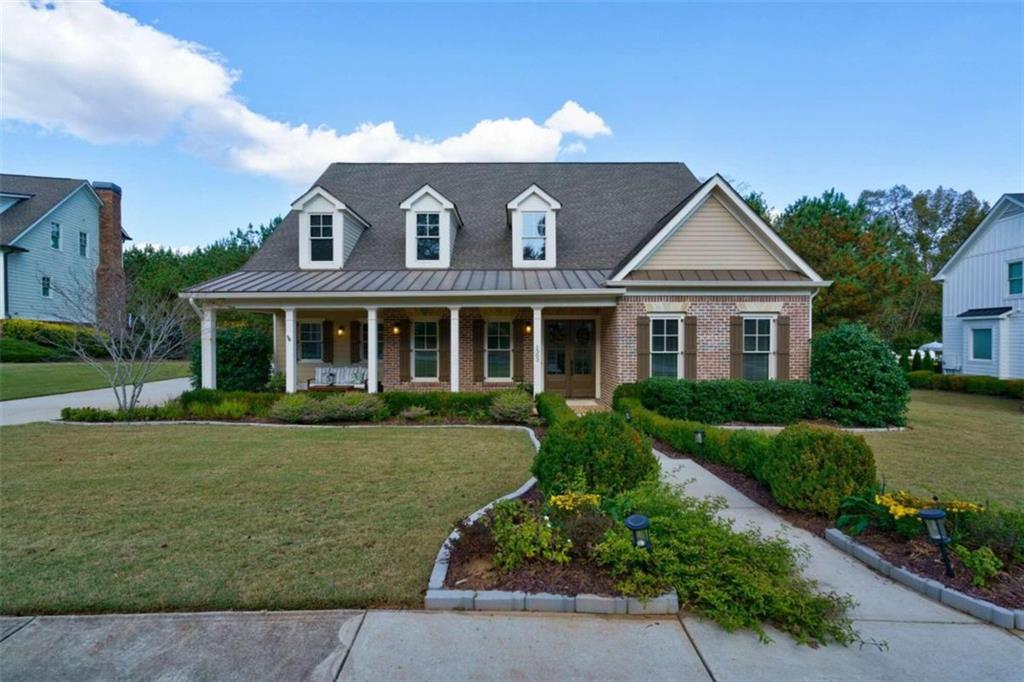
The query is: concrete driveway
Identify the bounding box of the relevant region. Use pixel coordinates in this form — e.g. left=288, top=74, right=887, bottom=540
left=0, top=377, right=190, bottom=425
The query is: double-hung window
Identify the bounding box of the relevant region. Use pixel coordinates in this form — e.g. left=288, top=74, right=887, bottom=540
left=650, top=317, right=681, bottom=378
left=521, top=213, right=547, bottom=261
left=79, top=231, right=88, bottom=257
left=742, top=317, right=773, bottom=381
left=50, top=222, right=61, bottom=250
left=485, top=321, right=513, bottom=380
left=299, top=322, right=324, bottom=360
left=309, top=214, right=333, bottom=262
left=413, top=321, right=439, bottom=379
left=416, top=213, right=440, bottom=261
left=360, top=322, right=384, bottom=362
left=41, top=276, right=52, bottom=298
left=970, top=328, right=993, bottom=361
left=1010, top=261, right=1023, bottom=296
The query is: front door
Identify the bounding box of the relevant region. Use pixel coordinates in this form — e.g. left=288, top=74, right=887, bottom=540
left=544, top=320, right=596, bottom=398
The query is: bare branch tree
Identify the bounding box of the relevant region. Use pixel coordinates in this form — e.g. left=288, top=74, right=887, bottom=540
left=45, top=271, right=193, bottom=412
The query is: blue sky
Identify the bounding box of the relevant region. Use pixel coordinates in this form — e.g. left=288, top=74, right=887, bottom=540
left=2, top=1, right=1021, bottom=250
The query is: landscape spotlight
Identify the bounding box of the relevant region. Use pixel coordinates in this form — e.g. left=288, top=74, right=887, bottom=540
left=694, top=429, right=706, bottom=459
left=918, top=508, right=954, bottom=577
left=625, top=514, right=651, bottom=551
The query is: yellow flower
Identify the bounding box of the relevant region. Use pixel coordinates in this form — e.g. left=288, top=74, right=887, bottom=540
left=548, top=492, right=600, bottom=513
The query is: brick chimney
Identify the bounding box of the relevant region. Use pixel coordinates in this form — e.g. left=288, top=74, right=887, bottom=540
left=92, top=182, right=126, bottom=330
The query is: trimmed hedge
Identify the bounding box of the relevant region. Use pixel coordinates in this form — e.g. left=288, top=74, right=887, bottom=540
left=1, top=319, right=108, bottom=357
left=535, top=392, right=578, bottom=428
left=61, top=389, right=278, bottom=422
left=0, top=337, right=68, bottom=362
left=811, top=324, right=909, bottom=427
left=906, top=371, right=1024, bottom=400
left=269, top=393, right=389, bottom=423
left=616, top=397, right=877, bottom=516
left=532, top=412, right=658, bottom=497
left=380, top=390, right=497, bottom=417
left=189, top=327, right=273, bottom=392
left=634, top=377, right=823, bottom=425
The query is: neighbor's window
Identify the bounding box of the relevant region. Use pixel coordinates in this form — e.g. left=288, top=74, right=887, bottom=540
left=413, top=321, right=439, bottom=379
left=309, top=214, right=333, bottom=262
left=521, top=212, right=547, bottom=261
left=41, top=276, right=52, bottom=298
left=742, top=317, right=772, bottom=380
left=416, top=213, right=440, bottom=261
left=50, top=222, right=61, bottom=250
left=971, top=328, right=993, bottom=361
left=486, top=321, right=512, bottom=380
left=360, top=322, right=384, bottom=362
left=1010, top=261, right=1023, bottom=296
left=650, top=317, right=681, bottom=378
left=299, top=322, right=323, bottom=360
left=79, top=231, right=88, bottom=257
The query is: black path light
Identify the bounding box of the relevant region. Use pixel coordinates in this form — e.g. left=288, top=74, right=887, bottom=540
left=918, top=507, right=954, bottom=577
left=625, top=514, right=651, bottom=550
left=694, top=429, right=706, bottom=459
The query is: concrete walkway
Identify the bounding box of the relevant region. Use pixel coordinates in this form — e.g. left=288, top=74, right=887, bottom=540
left=0, top=377, right=190, bottom=425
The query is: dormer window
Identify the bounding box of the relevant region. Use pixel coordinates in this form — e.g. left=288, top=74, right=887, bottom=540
left=309, top=214, right=334, bottom=261
left=416, top=213, right=441, bottom=261
left=402, top=185, right=461, bottom=269
left=508, top=184, right=560, bottom=268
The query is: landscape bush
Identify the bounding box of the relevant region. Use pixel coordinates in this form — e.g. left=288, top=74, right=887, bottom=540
left=189, top=327, right=273, bottom=392
left=178, top=388, right=277, bottom=418
left=2, top=319, right=108, bottom=357
left=811, top=323, right=909, bottom=427
left=268, top=394, right=327, bottom=423
left=764, top=424, right=876, bottom=516
left=320, top=393, right=389, bottom=422
left=380, top=391, right=495, bottom=418
left=906, top=370, right=1024, bottom=400
left=0, top=337, right=68, bottom=362
left=595, top=481, right=856, bottom=644
left=488, top=390, right=535, bottom=423
left=532, top=412, right=658, bottom=497
left=488, top=499, right=572, bottom=570
left=535, top=391, right=578, bottom=428
left=61, top=405, right=174, bottom=422
left=635, top=378, right=823, bottom=425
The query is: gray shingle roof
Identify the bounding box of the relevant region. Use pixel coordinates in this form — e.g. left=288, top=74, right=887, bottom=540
left=243, top=163, right=701, bottom=272
left=186, top=268, right=613, bottom=294
left=1, top=174, right=90, bottom=246
left=957, top=307, right=1012, bottom=318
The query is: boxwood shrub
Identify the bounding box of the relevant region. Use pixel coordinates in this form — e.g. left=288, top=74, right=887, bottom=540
left=380, top=390, right=496, bottom=417
left=0, top=337, right=68, bottom=362
left=635, top=378, right=823, bottom=425
left=906, top=370, right=1024, bottom=400
left=532, top=412, right=658, bottom=497
left=2, top=318, right=108, bottom=357
left=535, top=392, right=578, bottom=428
left=811, top=323, right=909, bottom=427
left=189, top=327, right=273, bottom=392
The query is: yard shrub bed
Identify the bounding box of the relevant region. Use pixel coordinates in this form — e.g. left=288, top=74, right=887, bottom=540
left=635, top=377, right=823, bottom=425
left=380, top=391, right=498, bottom=418
left=1, top=319, right=108, bottom=358
left=0, top=338, right=69, bottom=362
left=906, top=370, right=1024, bottom=400
left=535, top=392, right=578, bottom=428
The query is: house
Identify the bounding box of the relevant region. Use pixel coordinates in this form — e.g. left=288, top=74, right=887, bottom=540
left=933, top=193, right=1024, bottom=379
left=0, top=174, right=129, bottom=325
left=183, top=163, right=829, bottom=402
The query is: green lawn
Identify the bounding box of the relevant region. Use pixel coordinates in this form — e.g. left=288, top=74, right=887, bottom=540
left=0, top=424, right=533, bottom=615
left=0, top=361, right=190, bottom=401
left=862, top=390, right=1023, bottom=508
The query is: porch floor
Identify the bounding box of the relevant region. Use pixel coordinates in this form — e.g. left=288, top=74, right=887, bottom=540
left=564, top=399, right=607, bottom=415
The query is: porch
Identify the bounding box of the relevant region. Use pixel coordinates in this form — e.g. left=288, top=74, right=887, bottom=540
left=198, top=304, right=615, bottom=400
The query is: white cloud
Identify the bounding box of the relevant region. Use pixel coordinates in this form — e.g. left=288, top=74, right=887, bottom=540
left=561, top=141, right=588, bottom=155
left=1, top=1, right=611, bottom=184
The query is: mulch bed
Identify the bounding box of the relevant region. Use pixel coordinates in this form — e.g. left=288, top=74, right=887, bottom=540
left=442, top=483, right=622, bottom=597
left=652, top=439, right=1024, bottom=610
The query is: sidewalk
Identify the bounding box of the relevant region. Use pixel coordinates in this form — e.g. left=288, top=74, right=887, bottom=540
left=0, top=377, right=190, bottom=425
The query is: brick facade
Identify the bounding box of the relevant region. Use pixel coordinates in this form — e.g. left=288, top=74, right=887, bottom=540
left=93, top=184, right=126, bottom=332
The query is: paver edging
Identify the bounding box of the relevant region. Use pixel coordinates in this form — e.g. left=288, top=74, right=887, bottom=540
left=824, top=527, right=1016, bottom=630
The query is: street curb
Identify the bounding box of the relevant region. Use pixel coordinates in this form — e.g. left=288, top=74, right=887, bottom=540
left=426, top=425, right=679, bottom=616
left=825, top=527, right=1016, bottom=630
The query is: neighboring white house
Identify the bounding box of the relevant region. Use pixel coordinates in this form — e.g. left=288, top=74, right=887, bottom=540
left=934, top=193, right=1024, bottom=379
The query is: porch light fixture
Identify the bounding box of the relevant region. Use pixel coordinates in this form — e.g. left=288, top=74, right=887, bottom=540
left=337, top=324, right=346, bottom=336
left=525, top=323, right=533, bottom=335
left=918, top=508, right=954, bottom=577
left=694, top=429, right=706, bottom=459
left=625, top=514, right=651, bottom=551
left=392, top=324, right=401, bottom=335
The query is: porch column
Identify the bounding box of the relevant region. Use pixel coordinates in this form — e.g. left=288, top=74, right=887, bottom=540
left=284, top=307, right=297, bottom=393
left=367, top=307, right=379, bottom=393
left=532, top=306, right=544, bottom=396
left=200, top=307, right=217, bottom=389
left=449, top=306, right=461, bottom=392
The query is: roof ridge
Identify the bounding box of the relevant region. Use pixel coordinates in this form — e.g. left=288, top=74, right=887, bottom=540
left=0, top=172, right=89, bottom=183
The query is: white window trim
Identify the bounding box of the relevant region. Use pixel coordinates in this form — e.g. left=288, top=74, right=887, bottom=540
left=508, top=185, right=559, bottom=269
left=411, top=317, right=441, bottom=381
left=41, top=275, right=52, bottom=298
left=291, top=186, right=368, bottom=270
left=741, top=314, right=777, bottom=380
left=648, top=314, right=685, bottom=379
left=484, top=318, right=514, bottom=382
left=50, top=222, right=61, bottom=250
left=402, top=185, right=459, bottom=269
left=1007, top=258, right=1023, bottom=299
left=78, top=231, right=89, bottom=258
left=298, top=318, right=325, bottom=363
left=308, top=213, right=336, bottom=265
left=968, top=325, right=994, bottom=362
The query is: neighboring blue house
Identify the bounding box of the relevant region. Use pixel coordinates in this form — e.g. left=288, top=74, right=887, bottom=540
left=0, top=174, right=129, bottom=325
